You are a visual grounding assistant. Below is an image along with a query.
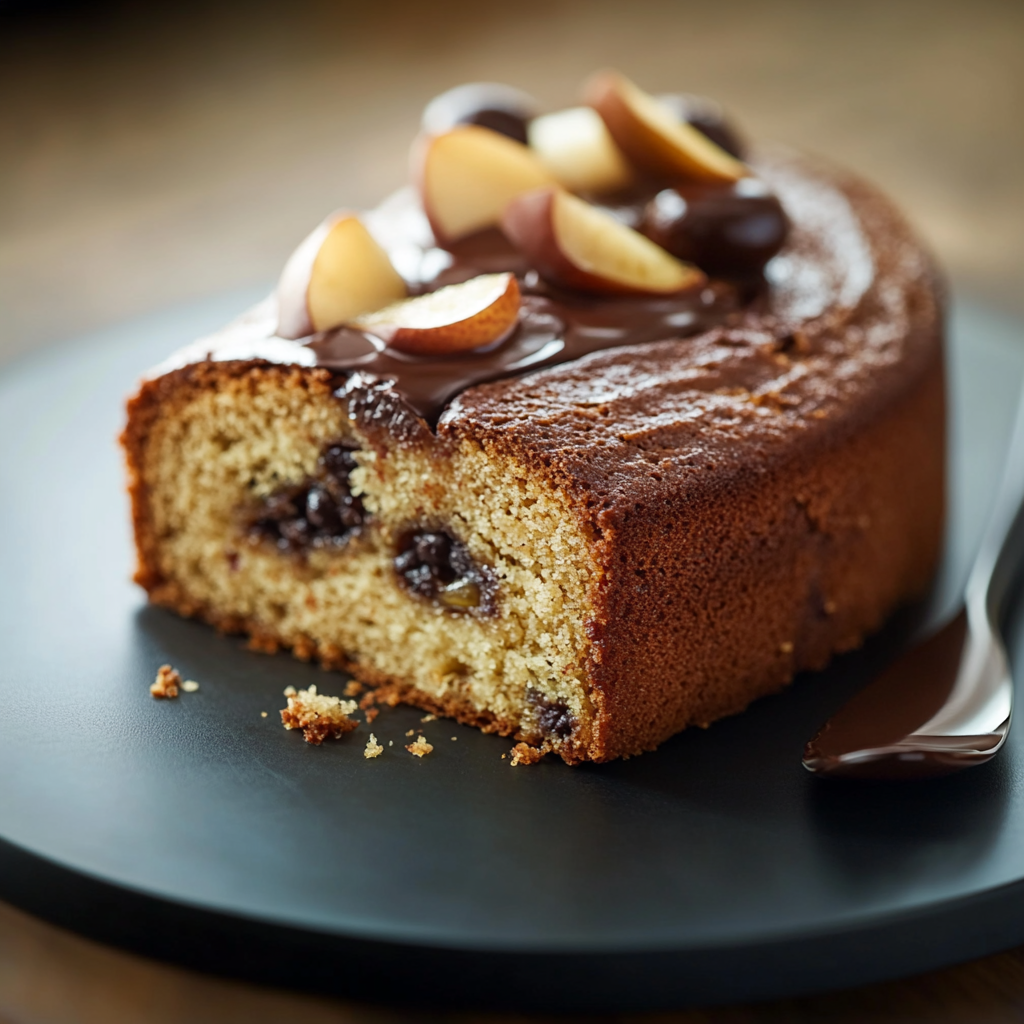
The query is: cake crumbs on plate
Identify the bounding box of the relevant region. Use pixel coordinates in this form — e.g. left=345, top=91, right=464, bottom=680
left=150, top=665, right=181, bottom=699
left=406, top=735, right=433, bottom=758
left=344, top=680, right=364, bottom=697
left=364, top=733, right=384, bottom=759
left=405, top=729, right=415, bottom=737
left=280, top=684, right=359, bottom=745
left=260, top=711, right=268, bottom=718
left=365, top=707, right=379, bottom=724
left=510, top=742, right=545, bottom=766
left=421, top=713, right=437, bottom=722
left=181, top=679, right=200, bottom=693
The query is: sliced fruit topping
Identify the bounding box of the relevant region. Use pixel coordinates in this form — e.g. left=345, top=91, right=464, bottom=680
left=502, top=186, right=704, bottom=296
left=643, top=178, right=790, bottom=277
left=656, top=92, right=746, bottom=160
left=528, top=106, right=634, bottom=195
left=352, top=272, right=520, bottom=355
left=276, top=213, right=406, bottom=339
left=421, top=82, right=539, bottom=145
left=413, top=125, right=556, bottom=245
left=584, top=70, right=747, bottom=183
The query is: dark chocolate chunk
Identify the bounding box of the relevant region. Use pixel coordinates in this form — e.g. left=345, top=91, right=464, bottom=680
left=246, top=440, right=365, bottom=552
left=642, top=178, right=790, bottom=277
left=394, top=529, right=496, bottom=613
left=527, top=688, right=576, bottom=740
left=420, top=82, right=539, bottom=145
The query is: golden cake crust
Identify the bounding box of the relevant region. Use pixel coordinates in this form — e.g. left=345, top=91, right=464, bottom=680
left=122, top=149, right=945, bottom=763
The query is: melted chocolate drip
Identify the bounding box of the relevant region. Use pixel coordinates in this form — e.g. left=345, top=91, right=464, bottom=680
left=174, top=151, right=871, bottom=430
left=308, top=200, right=761, bottom=424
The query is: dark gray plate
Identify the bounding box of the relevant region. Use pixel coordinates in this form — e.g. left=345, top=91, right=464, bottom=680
left=1, top=292, right=1024, bottom=1013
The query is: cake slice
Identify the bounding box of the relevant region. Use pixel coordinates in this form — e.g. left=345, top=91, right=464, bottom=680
left=122, top=75, right=945, bottom=763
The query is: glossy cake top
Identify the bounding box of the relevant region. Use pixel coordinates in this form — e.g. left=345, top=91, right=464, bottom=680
left=155, top=72, right=942, bottom=471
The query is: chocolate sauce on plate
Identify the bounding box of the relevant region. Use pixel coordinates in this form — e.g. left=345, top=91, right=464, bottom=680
left=803, top=612, right=977, bottom=780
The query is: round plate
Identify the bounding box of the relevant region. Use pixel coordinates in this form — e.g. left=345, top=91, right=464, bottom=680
left=2, top=291, right=1024, bottom=1013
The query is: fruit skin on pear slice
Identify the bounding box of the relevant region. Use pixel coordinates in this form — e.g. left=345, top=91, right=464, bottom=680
left=584, top=70, right=746, bottom=183
left=528, top=106, right=634, bottom=195
left=352, top=272, right=521, bottom=356
left=276, top=213, right=407, bottom=340
left=413, top=125, right=556, bottom=245
left=502, top=186, right=705, bottom=296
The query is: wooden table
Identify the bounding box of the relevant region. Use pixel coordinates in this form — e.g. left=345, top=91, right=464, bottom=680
left=2, top=1, right=1024, bottom=1019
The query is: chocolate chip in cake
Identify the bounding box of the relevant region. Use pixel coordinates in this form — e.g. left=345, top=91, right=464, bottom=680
left=527, top=688, right=576, bottom=741
left=642, top=178, right=790, bottom=277
left=247, top=440, right=366, bottom=552
left=421, top=82, right=539, bottom=145
left=394, top=529, right=496, bottom=613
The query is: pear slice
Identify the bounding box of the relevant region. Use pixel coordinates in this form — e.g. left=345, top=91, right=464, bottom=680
left=502, top=187, right=704, bottom=296
left=352, top=272, right=520, bottom=355
left=276, top=213, right=406, bottom=339
left=528, top=106, right=634, bottom=194
left=413, top=125, right=556, bottom=245
left=584, top=70, right=746, bottom=183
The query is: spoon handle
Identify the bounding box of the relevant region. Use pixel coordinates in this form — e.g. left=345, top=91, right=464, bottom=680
left=802, top=370, right=1024, bottom=778
left=969, top=377, right=1024, bottom=628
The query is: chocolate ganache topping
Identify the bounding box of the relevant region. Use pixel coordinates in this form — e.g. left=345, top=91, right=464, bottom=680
left=157, top=142, right=929, bottom=433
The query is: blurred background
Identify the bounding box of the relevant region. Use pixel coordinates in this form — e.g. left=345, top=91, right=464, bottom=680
left=2, top=0, right=1023, bottom=367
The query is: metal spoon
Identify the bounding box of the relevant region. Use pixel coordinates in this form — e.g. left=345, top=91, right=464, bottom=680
left=802, top=382, right=1024, bottom=780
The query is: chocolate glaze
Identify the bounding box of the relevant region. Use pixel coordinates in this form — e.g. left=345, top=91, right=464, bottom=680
left=308, top=279, right=752, bottom=424
left=157, top=147, right=934, bottom=445
left=136, top=140, right=946, bottom=764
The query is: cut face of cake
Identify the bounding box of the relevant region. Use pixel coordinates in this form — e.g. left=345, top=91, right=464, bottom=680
left=122, top=73, right=945, bottom=763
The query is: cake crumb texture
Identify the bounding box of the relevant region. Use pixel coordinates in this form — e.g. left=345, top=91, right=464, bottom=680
left=121, top=152, right=946, bottom=764
left=510, top=742, right=545, bottom=766
left=280, top=683, right=359, bottom=745
left=364, top=733, right=383, bottom=758
left=123, top=360, right=597, bottom=759
left=150, top=665, right=181, bottom=699
left=407, top=735, right=434, bottom=757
